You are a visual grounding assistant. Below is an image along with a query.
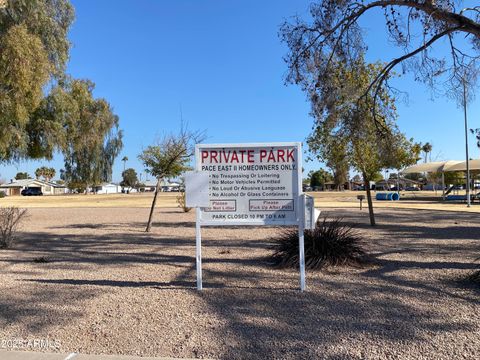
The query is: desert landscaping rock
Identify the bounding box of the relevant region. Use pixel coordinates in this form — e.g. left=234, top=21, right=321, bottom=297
left=0, top=206, right=478, bottom=359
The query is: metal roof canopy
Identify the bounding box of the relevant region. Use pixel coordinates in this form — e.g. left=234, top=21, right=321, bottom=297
left=401, top=161, right=462, bottom=174
left=401, top=160, right=479, bottom=201
left=444, top=159, right=480, bottom=171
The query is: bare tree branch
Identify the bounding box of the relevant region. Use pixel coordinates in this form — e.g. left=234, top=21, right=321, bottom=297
left=365, top=26, right=462, bottom=127
left=282, top=1, right=480, bottom=132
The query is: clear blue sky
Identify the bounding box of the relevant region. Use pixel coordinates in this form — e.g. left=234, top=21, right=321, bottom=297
left=1, top=0, right=479, bottom=182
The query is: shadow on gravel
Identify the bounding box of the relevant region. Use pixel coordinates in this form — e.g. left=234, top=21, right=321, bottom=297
left=0, top=285, right=101, bottom=333
left=1, top=230, right=272, bottom=274
left=129, top=221, right=274, bottom=230
left=338, top=213, right=480, bottom=242
left=189, top=265, right=479, bottom=359
left=10, top=228, right=273, bottom=258
left=23, top=278, right=292, bottom=292
left=354, top=223, right=480, bottom=241
left=50, top=221, right=275, bottom=232
left=50, top=223, right=118, bottom=229
left=193, top=282, right=477, bottom=359
left=24, top=278, right=199, bottom=289
left=360, top=259, right=480, bottom=305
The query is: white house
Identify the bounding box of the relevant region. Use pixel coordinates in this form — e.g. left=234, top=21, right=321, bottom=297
left=0, top=179, right=67, bottom=196
left=48, top=181, right=69, bottom=195
left=92, top=183, right=122, bottom=194
left=142, top=180, right=157, bottom=192
left=140, top=179, right=181, bottom=192
left=162, top=181, right=181, bottom=192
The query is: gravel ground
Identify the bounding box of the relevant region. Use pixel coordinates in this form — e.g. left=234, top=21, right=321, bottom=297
left=0, top=207, right=478, bottom=359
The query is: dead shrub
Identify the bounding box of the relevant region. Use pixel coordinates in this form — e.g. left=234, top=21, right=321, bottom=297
left=176, top=191, right=192, bottom=213
left=0, top=207, right=28, bottom=249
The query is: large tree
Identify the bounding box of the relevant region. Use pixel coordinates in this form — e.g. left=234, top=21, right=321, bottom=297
left=309, top=168, right=333, bottom=188
left=444, top=170, right=465, bottom=186
left=0, top=0, right=75, bottom=163
left=43, top=79, right=123, bottom=191
left=14, top=172, right=30, bottom=180
left=281, top=1, right=480, bottom=124
left=306, top=58, right=420, bottom=225
left=325, top=142, right=350, bottom=190
left=139, top=127, right=204, bottom=232
left=121, top=168, right=139, bottom=191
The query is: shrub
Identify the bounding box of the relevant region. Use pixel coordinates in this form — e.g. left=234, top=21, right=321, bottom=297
left=0, top=207, right=28, bottom=249
left=271, top=217, right=367, bottom=269
left=0, top=191, right=6, bottom=198
left=176, top=191, right=192, bottom=213
left=33, top=256, right=51, bottom=263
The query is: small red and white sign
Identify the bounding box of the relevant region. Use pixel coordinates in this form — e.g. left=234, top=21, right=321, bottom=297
left=249, top=199, right=294, bottom=211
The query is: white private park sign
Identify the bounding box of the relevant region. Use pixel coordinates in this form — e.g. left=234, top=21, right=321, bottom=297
left=186, top=142, right=319, bottom=291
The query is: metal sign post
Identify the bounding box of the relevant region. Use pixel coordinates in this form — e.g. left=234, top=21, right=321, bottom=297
left=298, top=195, right=306, bottom=291
left=195, top=207, right=203, bottom=291
left=185, top=171, right=210, bottom=291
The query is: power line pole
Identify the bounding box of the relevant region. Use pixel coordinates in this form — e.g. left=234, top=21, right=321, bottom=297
left=463, top=77, right=471, bottom=207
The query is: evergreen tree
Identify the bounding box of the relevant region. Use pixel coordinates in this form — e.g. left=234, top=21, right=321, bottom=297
left=45, top=79, right=123, bottom=191
left=121, top=168, right=139, bottom=190
left=15, top=172, right=30, bottom=180
left=0, top=0, right=74, bottom=163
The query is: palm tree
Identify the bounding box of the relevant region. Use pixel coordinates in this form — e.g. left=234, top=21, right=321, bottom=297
left=422, top=143, right=432, bottom=163
left=121, top=156, right=128, bottom=172
left=46, top=167, right=56, bottom=182
left=34, top=166, right=56, bottom=182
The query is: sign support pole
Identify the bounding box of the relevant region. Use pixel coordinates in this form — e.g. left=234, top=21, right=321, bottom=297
left=299, top=195, right=306, bottom=292
left=442, top=172, right=446, bottom=200
left=195, top=207, right=203, bottom=290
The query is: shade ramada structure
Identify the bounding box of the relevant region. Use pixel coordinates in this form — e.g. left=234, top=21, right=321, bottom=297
left=443, top=159, right=480, bottom=172
left=401, top=161, right=462, bottom=174
left=401, top=160, right=478, bottom=199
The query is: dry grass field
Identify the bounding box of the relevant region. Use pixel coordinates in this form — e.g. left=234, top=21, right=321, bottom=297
left=0, top=192, right=479, bottom=359
left=0, top=192, right=179, bottom=208
left=1, top=190, right=480, bottom=212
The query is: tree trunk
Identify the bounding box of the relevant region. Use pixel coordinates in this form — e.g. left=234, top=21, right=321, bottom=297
left=146, top=178, right=162, bottom=232
left=363, top=174, right=376, bottom=226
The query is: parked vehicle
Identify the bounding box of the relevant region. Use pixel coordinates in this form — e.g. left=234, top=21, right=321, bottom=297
left=21, top=188, right=43, bottom=196
left=405, top=186, right=419, bottom=191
